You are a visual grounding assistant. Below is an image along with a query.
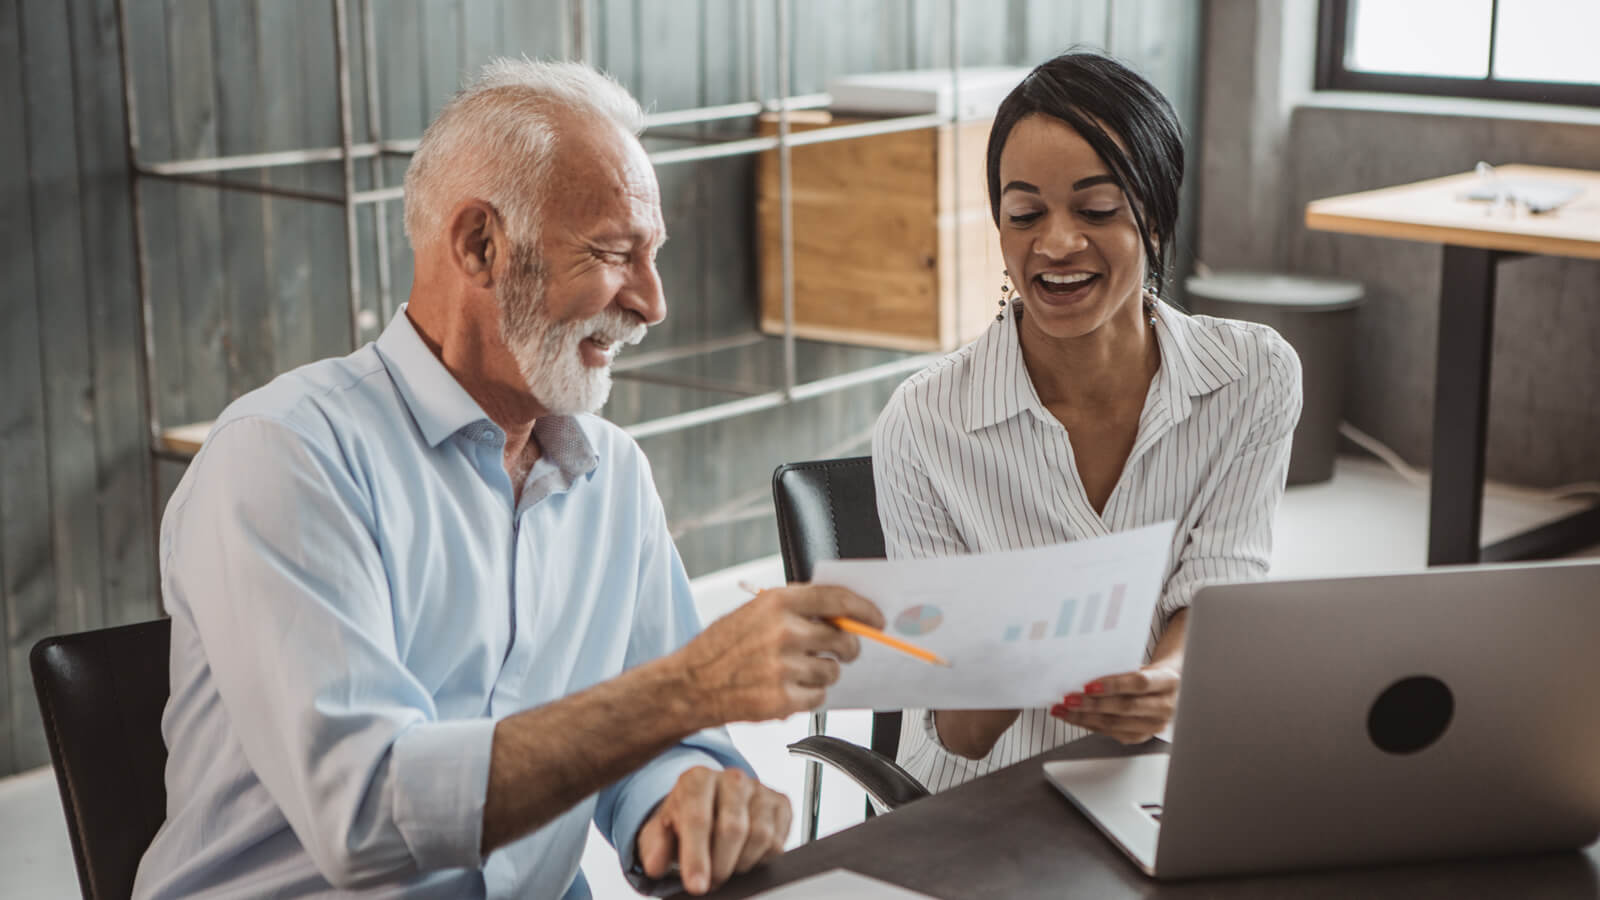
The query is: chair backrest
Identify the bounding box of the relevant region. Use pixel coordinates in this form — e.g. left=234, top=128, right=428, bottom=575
left=31, top=618, right=172, bottom=900
left=771, top=457, right=901, bottom=761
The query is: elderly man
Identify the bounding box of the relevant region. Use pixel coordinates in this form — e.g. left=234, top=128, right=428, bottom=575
left=133, top=59, right=881, bottom=899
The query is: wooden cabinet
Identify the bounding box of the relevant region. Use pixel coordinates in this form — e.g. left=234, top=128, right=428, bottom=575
left=756, top=114, right=1003, bottom=352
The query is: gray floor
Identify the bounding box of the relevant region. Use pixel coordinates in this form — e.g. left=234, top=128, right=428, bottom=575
left=4, top=455, right=1596, bottom=899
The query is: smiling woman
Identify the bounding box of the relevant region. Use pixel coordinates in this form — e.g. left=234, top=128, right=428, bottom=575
left=871, top=51, right=1305, bottom=793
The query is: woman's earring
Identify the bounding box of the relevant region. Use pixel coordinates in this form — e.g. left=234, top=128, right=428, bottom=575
left=997, top=270, right=1013, bottom=322
left=1142, top=286, right=1159, bottom=328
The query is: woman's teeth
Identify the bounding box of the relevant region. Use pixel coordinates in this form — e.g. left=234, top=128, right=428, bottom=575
left=1036, top=272, right=1098, bottom=294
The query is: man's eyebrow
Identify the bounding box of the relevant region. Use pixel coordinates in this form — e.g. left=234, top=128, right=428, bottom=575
left=589, top=229, right=668, bottom=252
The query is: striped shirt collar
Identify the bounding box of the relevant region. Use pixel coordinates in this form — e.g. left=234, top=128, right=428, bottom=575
left=963, top=299, right=1248, bottom=433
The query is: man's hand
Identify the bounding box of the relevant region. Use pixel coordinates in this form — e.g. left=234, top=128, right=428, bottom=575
left=673, top=585, right=885, bottom=724
left=637, top=767, right=791, bottom=895
left=1050, top=664, right=1180, bottom=744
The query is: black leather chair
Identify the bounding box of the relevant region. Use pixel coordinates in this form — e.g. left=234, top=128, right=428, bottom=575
left=772, top=457, right=930, bottom=841
left=31, top=618, right=171, bottom=900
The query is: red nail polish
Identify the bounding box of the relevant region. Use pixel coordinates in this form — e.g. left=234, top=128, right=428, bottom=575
left=1050, top=704, right=1068, bottom=717
left=1085, top=682, right=1104, bottom=695
left=1064, top=694, right=1082, bottom=709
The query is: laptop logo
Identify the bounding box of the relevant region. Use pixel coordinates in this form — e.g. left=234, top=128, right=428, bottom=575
left=1368, top=675, right=1454, bottom=754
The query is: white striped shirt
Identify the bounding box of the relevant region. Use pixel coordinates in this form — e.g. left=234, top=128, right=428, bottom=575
left=871, top=300, right=1302, bottom=792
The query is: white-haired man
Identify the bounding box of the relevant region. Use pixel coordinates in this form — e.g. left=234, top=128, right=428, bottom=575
left=133, top=59, right=883, bottom=899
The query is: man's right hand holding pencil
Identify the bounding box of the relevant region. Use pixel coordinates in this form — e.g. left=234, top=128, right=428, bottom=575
left=672, top=584, right=885, bottom=722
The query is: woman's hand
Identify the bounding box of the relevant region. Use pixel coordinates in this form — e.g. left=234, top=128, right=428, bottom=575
left=1050, top=664, right=1179, bottom=744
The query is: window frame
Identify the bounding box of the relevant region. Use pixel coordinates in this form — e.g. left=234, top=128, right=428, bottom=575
left=1315, top=0, right=1600, bottom=107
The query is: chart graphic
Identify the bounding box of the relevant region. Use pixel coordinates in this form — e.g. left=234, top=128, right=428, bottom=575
left=1003, top=584, right=1127, bottom=641
left=894, top=604, right=944, bottom=637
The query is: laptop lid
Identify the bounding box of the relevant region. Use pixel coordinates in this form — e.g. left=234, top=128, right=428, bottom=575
left=1150, top=559, right=1600, bottom=879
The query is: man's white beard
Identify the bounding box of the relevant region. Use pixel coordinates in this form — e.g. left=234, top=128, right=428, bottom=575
left=498, top=248, right=647, bottom=415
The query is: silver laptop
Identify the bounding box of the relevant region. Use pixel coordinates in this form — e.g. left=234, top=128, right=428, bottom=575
left=1044, top=559, right=1600, bottom=879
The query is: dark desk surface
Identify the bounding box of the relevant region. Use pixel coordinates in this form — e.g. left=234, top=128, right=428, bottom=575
left=686, top=737, right=1600, bottom=899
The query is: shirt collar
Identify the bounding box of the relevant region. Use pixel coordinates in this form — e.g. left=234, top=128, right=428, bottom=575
left=376, top=307, right=491, bottom=447
left=1151, top=302, right=1248, bottom=423
left=373, top=307, right=599, bottom=480
left=963, top=299, right=1247, bottom=433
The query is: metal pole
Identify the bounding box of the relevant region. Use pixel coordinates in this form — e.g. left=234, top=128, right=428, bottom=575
left=360, top=0, right=394, bottom=326
left=644, top=94, right=829, bottom=129
left=332, top=0, right=364, bottom=348
left=747, top=0, right=762, bottom=104
left=776, top=0, right=796, bottom=398
left=115, top=0, right=166, bottom=592
left=142, top=142, right=387, bottom=175
left=570, top=0, right=590, bottom=63
left=801, top=711, right=826, bottom=842
left=137, top=170, right=347, bottom=205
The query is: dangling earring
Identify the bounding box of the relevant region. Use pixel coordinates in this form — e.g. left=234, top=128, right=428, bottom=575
left=997, top=270, right=1013, bottom=322
left=1142, top=286, right=1159, bottom=328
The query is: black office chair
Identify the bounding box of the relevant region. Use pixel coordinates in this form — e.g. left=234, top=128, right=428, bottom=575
left=772, top=457, right=931, bottom=842
left=31, top=618, right=172, bottom=900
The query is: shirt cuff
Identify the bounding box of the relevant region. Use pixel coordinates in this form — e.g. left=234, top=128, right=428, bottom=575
left=390, top=717, right=496, bottom=871
left=615, top=746, right=727, bottom=895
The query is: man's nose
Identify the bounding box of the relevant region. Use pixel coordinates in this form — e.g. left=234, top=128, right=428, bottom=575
left=618, top=259, right=666, bottom=327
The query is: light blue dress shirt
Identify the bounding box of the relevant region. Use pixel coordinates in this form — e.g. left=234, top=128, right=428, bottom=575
left=133, top=309, right=749, bottom=899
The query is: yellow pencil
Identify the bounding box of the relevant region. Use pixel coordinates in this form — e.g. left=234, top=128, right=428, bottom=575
left=739, top=581, right=952, bottom=668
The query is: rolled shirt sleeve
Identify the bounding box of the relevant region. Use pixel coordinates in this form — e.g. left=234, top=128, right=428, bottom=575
left=594, top=453, right=755, bottom=893
left=1157, top=335, right=1303, bottom=621
left=163, top=417, right=490, bottom=886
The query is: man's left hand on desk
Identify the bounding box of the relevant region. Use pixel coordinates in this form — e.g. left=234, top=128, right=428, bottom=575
left=638, top=766, right=792, bottom=895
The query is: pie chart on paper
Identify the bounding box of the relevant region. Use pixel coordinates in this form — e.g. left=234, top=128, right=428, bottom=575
left=894, top=604, right=944, bottom=637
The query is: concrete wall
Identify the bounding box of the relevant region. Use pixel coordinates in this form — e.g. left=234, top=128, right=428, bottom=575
left=1198, top=0, right=1600, bottom=487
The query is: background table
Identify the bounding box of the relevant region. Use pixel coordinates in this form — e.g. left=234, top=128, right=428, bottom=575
left=1304, top=165, right=1600, bottom=565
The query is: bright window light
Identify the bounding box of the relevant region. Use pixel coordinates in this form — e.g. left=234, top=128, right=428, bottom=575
left=1493, top=0, right=1600, bottom=85
left=1345, top=0, right=1492, bottom=79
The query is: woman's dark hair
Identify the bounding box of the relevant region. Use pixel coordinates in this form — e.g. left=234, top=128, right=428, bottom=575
left=986, top=50, right=1185, bottom=292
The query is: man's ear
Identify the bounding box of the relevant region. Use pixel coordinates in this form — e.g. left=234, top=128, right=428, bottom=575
left=447, top=200, right=500, bottom=287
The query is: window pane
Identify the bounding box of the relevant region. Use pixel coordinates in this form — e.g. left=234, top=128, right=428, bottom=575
left=1346, top=0, right=1492, bottom=78
left=1494, top=0, right=1600, bottom=85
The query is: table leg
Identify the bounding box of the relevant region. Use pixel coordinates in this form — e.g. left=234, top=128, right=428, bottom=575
left=1428, top=246, right=1498, bottom=566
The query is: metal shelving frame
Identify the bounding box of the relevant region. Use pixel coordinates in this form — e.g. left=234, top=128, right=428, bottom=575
left=116, top=0, right=968, bottom=844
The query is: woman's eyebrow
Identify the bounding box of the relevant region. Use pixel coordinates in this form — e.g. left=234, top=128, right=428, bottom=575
left=1002, top=175, right=1118, bottom=194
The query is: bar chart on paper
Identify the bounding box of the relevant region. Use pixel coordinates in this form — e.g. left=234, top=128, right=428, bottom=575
left=1002, top=585, right=1126, bottom=641
left=812, top=520, right=1176, bottom=710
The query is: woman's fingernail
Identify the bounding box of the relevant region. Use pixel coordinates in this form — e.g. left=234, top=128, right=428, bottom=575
left=1050, top=704, right=1069, bottom=717
left=1064, top=694, right=1083, bottom=709
left=1085, top=681, right=1105, bottom=695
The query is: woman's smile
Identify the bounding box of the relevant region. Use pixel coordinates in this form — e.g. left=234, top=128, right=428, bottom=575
left=1031, top=270, right=1101, bottom=304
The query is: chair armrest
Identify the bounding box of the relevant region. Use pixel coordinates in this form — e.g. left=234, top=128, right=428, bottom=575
left=786, top=735, right=930, bottom=813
